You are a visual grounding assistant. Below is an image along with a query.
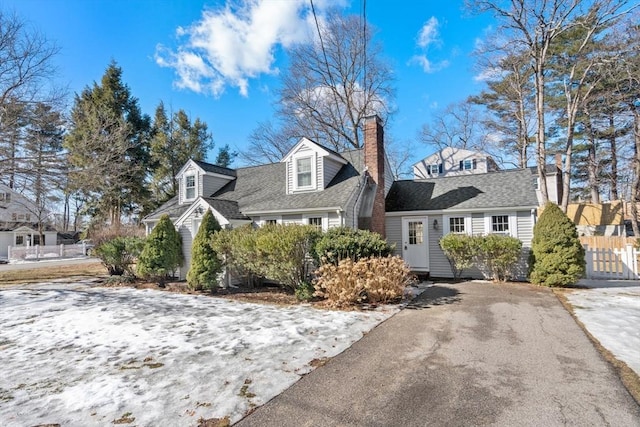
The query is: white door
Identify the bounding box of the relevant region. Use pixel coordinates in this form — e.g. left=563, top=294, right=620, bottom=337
left=402, top=217, right=429, bottom=271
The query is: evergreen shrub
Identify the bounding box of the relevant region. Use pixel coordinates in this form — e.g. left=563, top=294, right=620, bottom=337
left=187, top=210, right=222, bottom=291
left=529, top=202, right=585, bottom=287
left=137, top=214, right=183, bottom=286
left=473, top=234, right=522, bottom=282
left=313, top=227, right=393, bottom=265
left=94, top=236, right=144, bottom=276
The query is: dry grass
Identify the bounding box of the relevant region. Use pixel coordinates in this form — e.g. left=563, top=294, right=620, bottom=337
left=0, top=262, right=107, bottom=286
left=554, top=288, right=640, bottom=405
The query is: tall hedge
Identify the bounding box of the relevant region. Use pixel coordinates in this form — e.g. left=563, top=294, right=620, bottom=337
left=137, top=214, right=183, bottom=286
left=187, top=210, right=222, bottom=291
left=529, top=202, right=585, bottom=287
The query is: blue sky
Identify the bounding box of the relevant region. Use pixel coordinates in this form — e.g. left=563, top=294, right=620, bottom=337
left=5, top=0, right=494, bottom=166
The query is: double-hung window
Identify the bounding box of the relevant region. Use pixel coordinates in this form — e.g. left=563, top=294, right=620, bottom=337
left=428, top=164, right=441, bottom=175
left=449, top=217, right=466, bottom=233
left=491, top=215, right=510, bottom=234
left=296, top=157, right=312, bottom=188
left=185, top=175, right=196, bottom=200
left=459, top=159, right=477, bottom=171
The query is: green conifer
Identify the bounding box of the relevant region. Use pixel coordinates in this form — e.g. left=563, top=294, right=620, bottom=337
left=187, top=209, right=223, bottom=291
left=137, top=214, right=183, bottom=286
left=529, top=202, right=585, bottom=286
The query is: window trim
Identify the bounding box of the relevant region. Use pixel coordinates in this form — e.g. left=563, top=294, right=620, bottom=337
left=459, top=159, right=477, bottom=171
left=303, top=213, right=328, bottom=231
left=184, top=174, right=196, bottom=201
left=260, top=216, right=282, bottom=227
left=484, top=213, right=517, bottom=237
left=293, top=154, right=316, bottom=191
left=443, top=214, right=472, bottom=235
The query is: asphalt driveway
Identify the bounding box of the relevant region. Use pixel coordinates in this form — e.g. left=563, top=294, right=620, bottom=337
left=237, top=281, right=640, bottom=426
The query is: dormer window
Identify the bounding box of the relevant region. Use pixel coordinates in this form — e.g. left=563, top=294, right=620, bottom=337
left=428, top=164, right=442, bottom=175
left=295, top=157, right=313, bottom=189
left=185, top=175, right=196, bottom=200
left=459, top=159, right=477, bottom=171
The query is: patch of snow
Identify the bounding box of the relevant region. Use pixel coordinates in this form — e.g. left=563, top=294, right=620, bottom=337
left=0, top=286, right=397, bottom=426
left=565, top=285, right=640, bottom=375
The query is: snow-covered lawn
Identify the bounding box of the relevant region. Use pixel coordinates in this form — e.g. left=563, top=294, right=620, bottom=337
left=0, top=283, right=398, bottom=426
left=565, top=281, right=640, bottom=375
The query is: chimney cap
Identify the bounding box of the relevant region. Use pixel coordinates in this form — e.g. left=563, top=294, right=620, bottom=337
left=364, top=114, right=382, bottom=125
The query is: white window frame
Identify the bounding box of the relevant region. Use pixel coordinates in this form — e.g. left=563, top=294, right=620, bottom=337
left=260, top=216, right=282, bottom=226
left=443, top=214, right=472, bottom=235
left=0, top=192, right=10, bottom=202
left=461, top=159, right=473, bottom=170
left=428, top=164, right=440, bottom=175
left=303, top=213, right=329, bottom=231
left=184, top=174, right=196, bottom=201
left=293, top=154, right=316, bottom=191
left=484, top=213, right=517, bottom=237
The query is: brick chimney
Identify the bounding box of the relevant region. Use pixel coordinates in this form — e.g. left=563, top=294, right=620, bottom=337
left=364, top=115, right=386, bottom=237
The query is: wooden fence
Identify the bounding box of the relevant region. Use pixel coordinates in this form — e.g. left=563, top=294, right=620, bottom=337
left=7, top=243, right=90, bottom=261
left=579, top=236, right=637, bottom=250
left=583, top=244, right=639, bottom=280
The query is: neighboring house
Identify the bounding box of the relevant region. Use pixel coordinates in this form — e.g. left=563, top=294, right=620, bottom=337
left=566, top=200, right=625, bottom=236
left=0, top=182, right=57, bottom=259
left=413, top=147, right=500, bottom=179
left=530, top=155, right=563, bottom=205
left=143, top=116, right=392, bottom=279
left=143, top=118, right=545, bottom=281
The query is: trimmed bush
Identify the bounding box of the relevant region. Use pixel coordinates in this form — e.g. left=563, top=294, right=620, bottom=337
left=93, top=236, right=144, bottom=276
left=314, top=256, right=415, bottom=308
left=253, top=224, right=320, bottom=292
left=313, top=227, right=393, bottom=265
left=137, top=214, right=184, bottom=286
left=473, top=234, right=522, bottom=282
left=439, top=233, right=475, bottom=279
left=529, top=202, right=585, bottom=287
left=187, top=210, right=223, bottom=291
left=211, top=224, right=319, bottom=291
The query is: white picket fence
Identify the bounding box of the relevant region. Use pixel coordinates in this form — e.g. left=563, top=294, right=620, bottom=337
left=7, top=243, right=90, bottom=261
left=583, top=244, right=639, bottom=280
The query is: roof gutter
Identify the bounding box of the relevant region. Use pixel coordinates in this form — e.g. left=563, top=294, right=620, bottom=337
left=385, top=205, right=539, bottom=217
left=243, top=206, right=343, bottom=216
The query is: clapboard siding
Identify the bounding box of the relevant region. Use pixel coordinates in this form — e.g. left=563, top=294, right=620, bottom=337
left=328, top=212, right=341, bottom=228
left=517, top=210, right=534, bottom=247
left=472, top=213, right=484, bottom=235
left=202, top=175, right=232, bottom=197
left=385, top=216, right=403, bottom=257
left=324, top=157, right=343, bottom=187
left=429, top=215, right=453, bottom=277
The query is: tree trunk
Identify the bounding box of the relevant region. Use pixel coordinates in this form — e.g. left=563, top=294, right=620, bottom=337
left=608, top=113, right=619, bottom=200
left=631, top=110, right=640, bottom=238
left=584, top=117, right=600, bottom=204
left=535, top=65, right=549, bottom=203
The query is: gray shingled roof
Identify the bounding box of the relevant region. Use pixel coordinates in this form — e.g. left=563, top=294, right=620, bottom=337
left=202, top=198, right=250, bottom=220
left=193, top=160, right=237, bottom=177
left=144, top=196, right=190, bottom=221
left=212, top=149, right=363, bottom=212
left=144, top=150, right=365, bottom=221
left=386, top=169, right=539, bottom=212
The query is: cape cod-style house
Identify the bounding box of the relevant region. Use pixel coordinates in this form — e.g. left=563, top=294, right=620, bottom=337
left=0, top=182, right=57, bottom=260
left=143, top=116, right=558, bottom=280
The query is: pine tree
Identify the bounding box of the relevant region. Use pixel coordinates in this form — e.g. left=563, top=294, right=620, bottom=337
left=137, top=214, right=183, bottom=286
left=187, top=209, right=223, bottom=291
left=529, top=202, right=585, bottom=287
left=64, top=61, right=152, bottom=224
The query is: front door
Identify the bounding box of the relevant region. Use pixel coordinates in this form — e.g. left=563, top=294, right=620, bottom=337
left=402, top=217, right=429, bottom=271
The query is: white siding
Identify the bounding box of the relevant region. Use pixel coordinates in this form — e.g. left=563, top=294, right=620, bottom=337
left=177, top=224, right=192, bottom=280
left=323, top=157, right=343, bottom=187
left=328, top=212, right=341, bottom=228
left=282, top=214, right=303, bottom=225
left=0, top=233, right=12, bottom=258
left=517, top=210, right=534, bottom=247
left=413, top=147, right=491, bottom=179
left=471, top=213, right=485, bottom=235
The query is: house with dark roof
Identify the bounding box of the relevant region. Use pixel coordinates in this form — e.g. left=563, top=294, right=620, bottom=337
left=0, top=182, right=58, bottom=260
left=143, top=116, right=391, bottom=279
left=143, top=117, right=547, bottom=281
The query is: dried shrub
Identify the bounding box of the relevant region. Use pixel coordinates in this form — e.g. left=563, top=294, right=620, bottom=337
left=314, top=256, right=415, bottom=308
left=85, top=223, right=145, bottom=247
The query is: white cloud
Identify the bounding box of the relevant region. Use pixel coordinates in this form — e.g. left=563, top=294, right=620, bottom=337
left=156, top=0, right=345, bottom=97
left=410, top=55, right=449, bottom=74
left=411, top=16, right=449, bottom=74
left=417, top=17, right=441, bottom=48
